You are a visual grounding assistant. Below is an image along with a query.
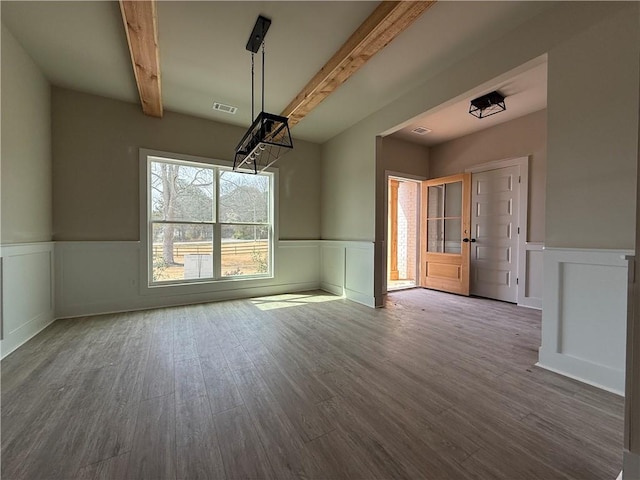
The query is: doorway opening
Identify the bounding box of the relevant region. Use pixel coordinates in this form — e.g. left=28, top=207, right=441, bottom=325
left=387, top=176, right=420, bottom=291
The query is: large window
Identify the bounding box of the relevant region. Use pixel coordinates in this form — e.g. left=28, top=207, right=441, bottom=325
left=146, top=154, right=274, bottom=286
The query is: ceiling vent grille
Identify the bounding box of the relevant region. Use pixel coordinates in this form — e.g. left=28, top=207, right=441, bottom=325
left=411, top=126, right=432, bottom=135
left=212, top=102, right=238, bottom=114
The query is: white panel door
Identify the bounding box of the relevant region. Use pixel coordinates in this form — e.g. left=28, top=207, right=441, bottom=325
left=470, top=165, right=520, bottom=302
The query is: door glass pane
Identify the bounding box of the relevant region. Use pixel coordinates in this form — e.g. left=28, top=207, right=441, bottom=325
left=427, top=219, right=443, bottom=252
left=444, top=218, right=461, bottom=254
left=444, top=181, right=462, bottom=217
left=427, top=186, right=443, bottom=218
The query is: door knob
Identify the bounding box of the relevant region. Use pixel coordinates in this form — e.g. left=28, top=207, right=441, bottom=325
left=463, top=238, right=470, bottom=243
left=471, top=238, right=477, bottom=243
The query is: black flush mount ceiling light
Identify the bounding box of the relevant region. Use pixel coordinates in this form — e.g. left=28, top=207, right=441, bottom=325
left=469, top=91, right=506, bottom=119
left=234, top=15, right=293, bottom=174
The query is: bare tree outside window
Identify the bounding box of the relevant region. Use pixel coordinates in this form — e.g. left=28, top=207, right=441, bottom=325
left=151, top=162, right=214, bottom=266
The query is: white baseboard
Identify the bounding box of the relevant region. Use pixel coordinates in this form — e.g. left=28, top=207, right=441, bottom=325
left=345, top=288, right=376, bottom=308
left=535, top=358, right=623, bottom=396
left=540, top=247, right=632, bottom=393
left=320, top=282, right=344, bottom=297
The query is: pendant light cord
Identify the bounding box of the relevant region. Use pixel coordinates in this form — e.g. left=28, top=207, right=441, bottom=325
left=251, top=52, right=255, bottom=120
left=261, top=40, right=265, bottom=114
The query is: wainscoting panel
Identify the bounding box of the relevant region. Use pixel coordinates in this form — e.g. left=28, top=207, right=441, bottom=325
left=275, top=241, right=321, bottom=286
left=345, top=244, right=375, bottom=307
left=1, top=243, right=55, bottom=358
left=320, top=244, right=345, bottom=297
left=56, top=241, right=321, bottom=318
left=538, top=247, right=632, bottom=394
left=320, top=241, right=375, bottom=307
left=57, top=241, right=140, bottom=312
left=519, top=242, right=543, bottom=309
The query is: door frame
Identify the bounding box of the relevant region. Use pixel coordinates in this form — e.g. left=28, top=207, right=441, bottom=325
left=383, top=170, right=425, bottom=295
left=465, top=156, right=529, bottom=306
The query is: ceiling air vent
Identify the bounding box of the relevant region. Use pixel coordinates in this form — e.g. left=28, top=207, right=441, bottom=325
left=411, top=126, right=432, bottom=135
left=212, top=102, right=238, bottom=114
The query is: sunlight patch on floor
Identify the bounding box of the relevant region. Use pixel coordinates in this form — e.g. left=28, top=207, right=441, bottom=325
left=250, top=292, right=342, bottom=311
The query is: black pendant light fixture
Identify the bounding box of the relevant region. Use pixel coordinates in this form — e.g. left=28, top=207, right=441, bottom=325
left=469, top=90, right=506, bottom=119
left=233, top=15, right=293, bottom=174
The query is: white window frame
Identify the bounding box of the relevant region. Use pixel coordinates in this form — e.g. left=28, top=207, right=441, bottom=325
left=139, top=148, right=278, bottom=296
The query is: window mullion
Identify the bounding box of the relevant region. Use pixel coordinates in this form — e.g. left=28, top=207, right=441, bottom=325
left=214, top=167, right=222, bottom=280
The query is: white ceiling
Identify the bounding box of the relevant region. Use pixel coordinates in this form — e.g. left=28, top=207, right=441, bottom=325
left=390, top=61, right=548, bottom=147
left=1, top=1, right=553, bottom=144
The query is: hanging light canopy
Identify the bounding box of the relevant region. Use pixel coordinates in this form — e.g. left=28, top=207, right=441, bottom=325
left=469, top=91, right=506, bottom=119
left=234, top=15, right=293, bottom=174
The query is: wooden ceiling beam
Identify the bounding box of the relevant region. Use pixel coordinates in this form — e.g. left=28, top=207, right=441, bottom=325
left=281, top=1, right=436, bottom=128
left=119, top=0, right=163, bottom=118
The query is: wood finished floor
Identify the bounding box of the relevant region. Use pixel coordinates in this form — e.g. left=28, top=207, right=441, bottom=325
left=1, top=289, right=624, bottom=480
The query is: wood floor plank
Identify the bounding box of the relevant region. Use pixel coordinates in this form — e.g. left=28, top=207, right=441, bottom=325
left=126, top=394, right=176, bottom=480
left=80, top=398, right=139, bottom=466
left=250, top=357, right=334, bottom=442
left=142, top=313, right=175, bottom=400
left=75, top=453, right=130, bottom=480
left=200, top=354, right=244, bottom=414
left=108, top=345, right=148, bottom=405
left=315, top=397, right=419, bottom=479
left=213, top=405, right=275, bottom=480
left=232, top=365, right=321, bottom=479
left=13, top=376, right=113, bottom=479
left=173, top=313, right=199, bottom=363
left=174, top=356, right=207, bottom=404
left=242, top=332, right=336, bottom=403
left=221, top=342, right=253, bottom=371
left=175, top=394, right=226, bottom=480
left=318, top=387, right=469, bottom=479
left=1, top=384, right=81, bottom=479
left=305, top=429, right=383, bottom=480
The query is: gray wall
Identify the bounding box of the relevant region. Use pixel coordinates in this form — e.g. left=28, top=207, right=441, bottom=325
left=429, top=109, right=547, bottom=243
left=378, top=137, right=429, bottom=180
left=320, top=120, right=377, bottom=241
left=52, top=88, right=321, bottom=241
left=545, top=7, right=639, bottom=249
left=1, top=24, right=52, bottom=244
